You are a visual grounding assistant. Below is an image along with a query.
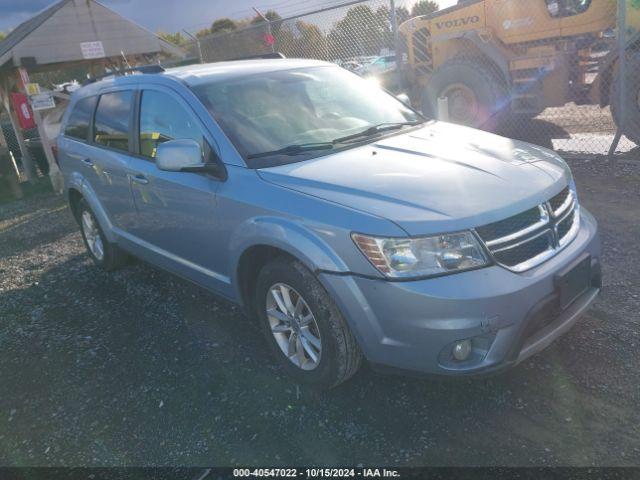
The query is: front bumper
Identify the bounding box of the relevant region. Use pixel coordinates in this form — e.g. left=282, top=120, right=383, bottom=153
left=319, top=208, right=601, bottom=376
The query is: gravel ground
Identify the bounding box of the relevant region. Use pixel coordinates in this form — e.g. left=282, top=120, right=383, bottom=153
left=0, top=157, right=639, bottom=467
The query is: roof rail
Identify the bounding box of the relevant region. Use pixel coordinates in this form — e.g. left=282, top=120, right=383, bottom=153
left=83, top=64, right=165, bottom=85
left=227, top=52, right=286, bottom=61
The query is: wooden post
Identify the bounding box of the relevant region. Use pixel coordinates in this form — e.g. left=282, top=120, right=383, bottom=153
left=32, top=109, right=64, bottom=194
left=20, top=66, right=63, bottom=194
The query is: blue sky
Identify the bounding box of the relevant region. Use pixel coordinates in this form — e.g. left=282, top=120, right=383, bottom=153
left=0, top=0, right=454, bottom=34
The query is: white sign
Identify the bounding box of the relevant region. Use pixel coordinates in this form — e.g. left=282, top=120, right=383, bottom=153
left=503, top=17, right=533, bottom=30
left=30, top=92, right=56, bottom=111
left=80, top=41, right=106, bottom=59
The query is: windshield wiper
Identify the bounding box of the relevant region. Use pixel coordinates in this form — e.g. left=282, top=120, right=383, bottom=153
left=332, top=121, right=422, bottom=144
left=247, top=142, right=334, bottom=159
left=247, top=121, right=423, bottom=160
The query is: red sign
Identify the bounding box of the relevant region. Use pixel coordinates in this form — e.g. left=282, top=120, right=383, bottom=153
left=11, top=92, right=36, bottom=130
left=263, top=33, right=275, bottom=46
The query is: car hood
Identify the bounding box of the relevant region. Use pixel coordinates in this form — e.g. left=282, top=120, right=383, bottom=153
left=257, top=122, right=570, bottom=236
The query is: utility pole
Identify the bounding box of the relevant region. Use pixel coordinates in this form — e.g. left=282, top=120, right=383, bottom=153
left=608, top=0, right=628, bottom=173
left=390, top=0, right=400, bottom=60
left=617, top=0, right=627, bottom=132
left=183, top=30, right=203, bottom=63
left=390, top=0, right=404, bottom=92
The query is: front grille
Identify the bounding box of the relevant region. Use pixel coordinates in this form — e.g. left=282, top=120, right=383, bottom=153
left=549, top=186, right=571, bottom=215
left=475, top=186, right=579, bottom=272
left=492, top=232, right=553, bottom=267
left=475, top=206, right=541, bottom=242
left=557, top=209, right=575, bottom=240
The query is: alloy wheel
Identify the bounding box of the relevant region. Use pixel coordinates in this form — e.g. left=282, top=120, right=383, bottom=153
left=81, top=210, right=104, bottom=261
left=265, top=283, right=322, bottom=371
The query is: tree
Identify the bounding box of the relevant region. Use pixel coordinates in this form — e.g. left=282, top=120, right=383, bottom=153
left=249, top=10, right=283, bottom=39
left=195, top=27, right=211, bottom=38
left=250, top=10, right=282, bottom=25
left=0, top=32, right=5, bottom=41
left=210, top=18, right=238, bottom=35
left=282, top=21, right=328, bottom=60
left=157, top=31, right=189, bottom=47
left=327, top=5, right=389, bottom=58
left=395, top=6, right=411, bottom=24
left=411, top=0, right=439, bottom=17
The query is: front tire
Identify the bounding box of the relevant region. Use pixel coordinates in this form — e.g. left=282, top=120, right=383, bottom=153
left=77, top=198, right=128, bottom=271
left=255, top=257, right=362, bottom=389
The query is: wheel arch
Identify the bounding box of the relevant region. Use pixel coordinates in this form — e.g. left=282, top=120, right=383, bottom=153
left=431, top=32, right=511, bottom=87
left=229, top=218, right=352, bottom=313
left=77, top=181, right=118, bottom=243
left=67, top=187, right=83, bottom=221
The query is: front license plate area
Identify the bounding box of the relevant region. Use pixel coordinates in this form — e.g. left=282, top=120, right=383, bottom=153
left=555, top=254, right=591, bottom=309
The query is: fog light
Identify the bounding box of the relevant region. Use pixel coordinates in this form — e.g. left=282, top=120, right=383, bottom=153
left=452, top=339, right=472, bottom=361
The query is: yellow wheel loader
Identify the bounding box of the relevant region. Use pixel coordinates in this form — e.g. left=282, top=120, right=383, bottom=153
left=399, top=0, right=640, bottom=144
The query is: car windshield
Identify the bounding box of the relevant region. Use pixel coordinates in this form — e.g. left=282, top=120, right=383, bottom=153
left=191, top=65, right=423, bottom=168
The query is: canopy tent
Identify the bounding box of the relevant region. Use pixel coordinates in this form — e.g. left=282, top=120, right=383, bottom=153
left=0, top=0, right=184, bottom=194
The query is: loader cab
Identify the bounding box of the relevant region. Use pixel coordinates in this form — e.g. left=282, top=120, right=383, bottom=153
left=545, top=0, right=592, bottom=18
left=486, top=0, right=613, bottom=44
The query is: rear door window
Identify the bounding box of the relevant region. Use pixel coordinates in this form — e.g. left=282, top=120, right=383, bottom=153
left=64, top=96, right=97, bottom=141
left=93, top=91, right=133, bottom=152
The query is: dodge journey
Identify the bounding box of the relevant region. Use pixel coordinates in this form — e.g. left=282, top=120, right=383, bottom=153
left=58, top=59, right=601, bottom=388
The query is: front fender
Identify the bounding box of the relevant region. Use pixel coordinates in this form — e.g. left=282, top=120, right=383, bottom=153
left=228, top=216, right=353, bottom=296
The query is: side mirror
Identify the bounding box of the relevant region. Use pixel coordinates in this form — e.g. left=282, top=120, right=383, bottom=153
left=396, top=93, right=411, bottom=106
left=156, top=139, right=204, bottom=172
left=156, top=139, right=226, bottom=180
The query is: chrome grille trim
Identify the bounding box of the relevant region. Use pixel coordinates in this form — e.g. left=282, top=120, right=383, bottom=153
left=552, top=189, right=574, bottom=218
left=556, top=198, right=576, bottom=224
left=497, top=232, right=557, bottom=273
left=491, top=227, right=552, bottom=254
left=485, top=205, right=549, bottom=248
left=559, top=206, right=580, bottom=247
left=474, top=186, right=580, bottom=273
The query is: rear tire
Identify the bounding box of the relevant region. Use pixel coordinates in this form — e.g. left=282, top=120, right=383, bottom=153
left=422, top=57, right=509, bottom=131
left=611, top=52, right=640, bottom=146
left=255, top=257, right=362, bottom=389
left=77, top=198, right=128, bottom=271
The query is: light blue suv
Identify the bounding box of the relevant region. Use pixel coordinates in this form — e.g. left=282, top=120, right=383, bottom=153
left=58, top=59, right=601, bottom=388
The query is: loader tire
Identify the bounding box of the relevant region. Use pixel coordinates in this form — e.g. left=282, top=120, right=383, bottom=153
left=611, top=52, right=640, bottom=147
left=422, top=57, right=509, bottom=131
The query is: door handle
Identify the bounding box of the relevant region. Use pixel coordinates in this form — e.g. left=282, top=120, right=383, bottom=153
left=81, top=158, right=93, bottom=167
left=130, top=174, right=149, bottom=185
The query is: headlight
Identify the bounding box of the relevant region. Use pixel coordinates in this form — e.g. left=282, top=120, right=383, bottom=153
left=352, top=231, right=489, bottom=279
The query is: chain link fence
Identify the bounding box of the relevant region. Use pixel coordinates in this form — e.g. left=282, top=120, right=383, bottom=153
left=197, top=0, right=639, bottom=158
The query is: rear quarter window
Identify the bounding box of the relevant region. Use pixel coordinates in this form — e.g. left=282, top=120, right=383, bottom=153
left=64, top=96, right=98, bottom=141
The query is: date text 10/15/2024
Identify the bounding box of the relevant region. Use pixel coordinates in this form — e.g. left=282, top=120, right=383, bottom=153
left=233, top=468, right=401, bottom=478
